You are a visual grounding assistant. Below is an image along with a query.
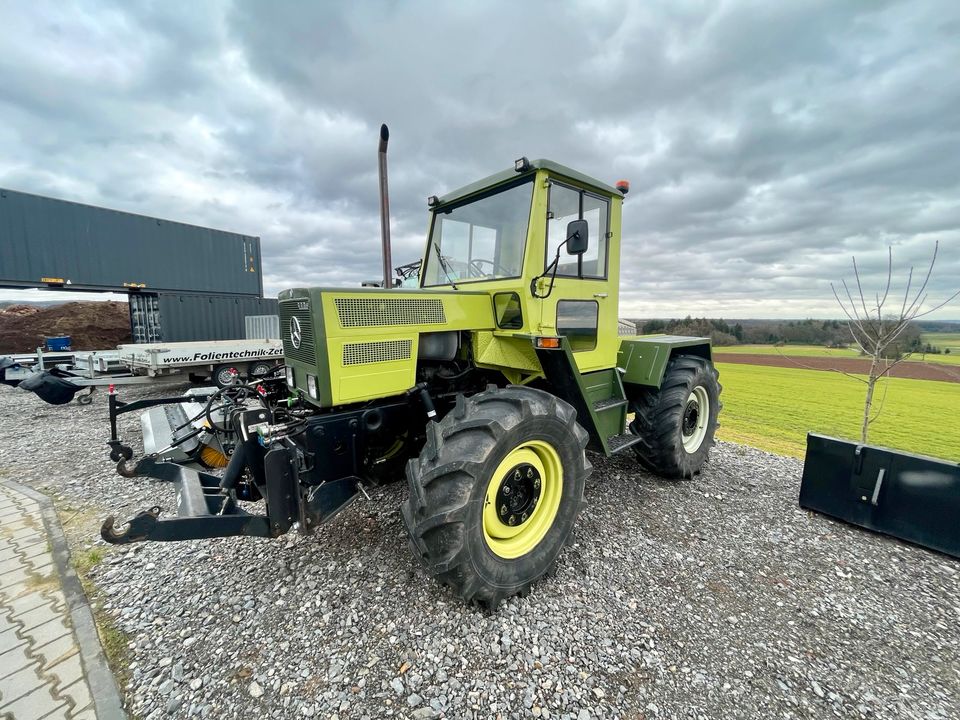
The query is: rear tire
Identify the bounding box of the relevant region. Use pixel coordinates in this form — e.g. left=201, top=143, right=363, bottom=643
left=629, top=355, right=721, bottom=479
left=402, top=386, right=591, bottom=609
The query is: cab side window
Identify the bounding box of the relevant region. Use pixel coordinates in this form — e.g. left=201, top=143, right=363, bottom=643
left=557, top=300, right=599, bottom=352
left=493, top=292, right=524, bottom=330
left=545, top=183, right=609, bottom=278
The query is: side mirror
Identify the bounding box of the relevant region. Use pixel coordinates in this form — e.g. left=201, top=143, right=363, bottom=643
left=566, top=219, right=588, bottom=255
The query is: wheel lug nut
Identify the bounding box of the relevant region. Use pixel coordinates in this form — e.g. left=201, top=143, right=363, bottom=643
left=500, top=505, right=508, bottom=516
left=533, top=478, right=541, bottom=489
left=526, top=468, right=533, bottom=478
left=514, top=470, right=521, bottom=480
left=521, top=512, right=528, bottom=522
left=503, top=485, right=511, bottom=495
left=508, top=515, right=517, bottom=525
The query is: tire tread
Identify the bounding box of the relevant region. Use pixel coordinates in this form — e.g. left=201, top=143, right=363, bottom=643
left=402, top=385, right=590, bottom=609
left=628, top=355, right=721, bottom=480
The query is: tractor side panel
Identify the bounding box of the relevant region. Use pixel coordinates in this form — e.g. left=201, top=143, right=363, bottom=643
left=279, top=288, right=495, bottom=407
left=473, top=331, right=543, bottom=377
left=321, top=290, right=494, bottom=405
left=618, top=335, right=712, bottom=388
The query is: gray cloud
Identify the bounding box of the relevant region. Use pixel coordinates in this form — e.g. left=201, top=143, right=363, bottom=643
left=0, top=0, right=958, bottom=319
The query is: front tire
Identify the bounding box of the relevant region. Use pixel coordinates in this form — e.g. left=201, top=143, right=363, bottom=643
left=402, top=386, right=591, bottom=609
left=629, top=355, right=721, bottom=479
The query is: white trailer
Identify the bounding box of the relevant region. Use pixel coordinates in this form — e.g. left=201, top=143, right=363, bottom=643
left=116, top=339, right=283, bottom=387
left=3, top=339, right=284, bottom=405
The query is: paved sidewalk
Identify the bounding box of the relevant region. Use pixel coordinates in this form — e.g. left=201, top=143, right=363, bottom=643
left=0, top=480, right=125, bottom=720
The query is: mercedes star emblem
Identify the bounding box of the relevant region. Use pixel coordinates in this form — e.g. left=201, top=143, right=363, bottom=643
left=290, top=315, right=303, bottom=350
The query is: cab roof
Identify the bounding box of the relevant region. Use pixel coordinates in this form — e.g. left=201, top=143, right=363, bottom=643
left=435, top=159, right=622, bottom=206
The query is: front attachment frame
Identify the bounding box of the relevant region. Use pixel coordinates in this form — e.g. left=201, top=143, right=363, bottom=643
left=100, top=457, right=275, bottom=544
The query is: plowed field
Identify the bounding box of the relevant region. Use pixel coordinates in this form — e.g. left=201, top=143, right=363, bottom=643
left=714, top=352, right=960, bottom=383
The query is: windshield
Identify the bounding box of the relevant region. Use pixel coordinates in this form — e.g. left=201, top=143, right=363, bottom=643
left=422, top=177, right=533, bottom=287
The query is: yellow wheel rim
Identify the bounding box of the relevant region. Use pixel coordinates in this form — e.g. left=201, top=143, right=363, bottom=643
left=482, top=439, right=563, bottom=559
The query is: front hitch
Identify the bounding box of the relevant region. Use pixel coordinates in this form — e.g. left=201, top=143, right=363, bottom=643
left=99, top=460, right=275, bottom=544
left=101, top=424, right=366, bottom=547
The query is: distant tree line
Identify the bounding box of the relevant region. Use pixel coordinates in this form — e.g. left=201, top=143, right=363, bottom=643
left=915, top=320, right=960, bottom=333
left=638, top=317, right=745, bottom=346
left=635, top=316, right=931, bottom=357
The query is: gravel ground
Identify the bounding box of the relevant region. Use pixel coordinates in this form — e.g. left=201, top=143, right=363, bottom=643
left=0, top=383, right=957, bottom=720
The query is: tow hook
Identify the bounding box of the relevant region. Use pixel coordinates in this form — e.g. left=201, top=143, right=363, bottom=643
left=101, top=506, right=161, bottom=544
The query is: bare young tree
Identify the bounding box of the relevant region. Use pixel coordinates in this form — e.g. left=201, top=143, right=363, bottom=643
left=832, top=241, right=960, bottom=443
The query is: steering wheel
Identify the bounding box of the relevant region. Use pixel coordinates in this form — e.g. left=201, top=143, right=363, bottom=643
left=469, top=258, right=511, bottom=278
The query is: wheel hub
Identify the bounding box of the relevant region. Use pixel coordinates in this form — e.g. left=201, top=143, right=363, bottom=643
left=681, top=386, right=711, bottom=453
left=482, top=441, right=564, bottom=560
left=682, top=401, right=700, bottom=436
left=495, top=463, right=541, bottom=526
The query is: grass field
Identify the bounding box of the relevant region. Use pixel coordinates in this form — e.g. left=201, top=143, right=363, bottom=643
left=715, top=342, right=960, bottom=365
left=921, top=332, right=960, bottom=354
left=714, top=362, right=960, bottom=461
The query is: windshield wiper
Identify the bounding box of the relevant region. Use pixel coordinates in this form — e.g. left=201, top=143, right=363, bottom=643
left=433, top=244, right=459, bottom=290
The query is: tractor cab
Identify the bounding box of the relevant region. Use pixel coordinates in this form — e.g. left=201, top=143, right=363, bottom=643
left=420, top=158, right=624, bottom=374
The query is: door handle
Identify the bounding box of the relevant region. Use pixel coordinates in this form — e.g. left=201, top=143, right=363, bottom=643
left=593, top=293, right=608, bottom=299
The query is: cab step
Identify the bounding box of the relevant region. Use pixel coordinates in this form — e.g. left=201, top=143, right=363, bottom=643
left=593, top=397, right=628, bottom=413
left=533, top=339, right=635, bottom=457
left=606, top=433, right=642, bottom=454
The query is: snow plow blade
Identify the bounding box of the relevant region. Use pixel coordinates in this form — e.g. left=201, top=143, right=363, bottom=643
left=799, top=433, right=960, bottom=559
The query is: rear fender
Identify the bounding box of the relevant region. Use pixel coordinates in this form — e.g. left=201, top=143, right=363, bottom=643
left=618, top=335, right=712, bottom=389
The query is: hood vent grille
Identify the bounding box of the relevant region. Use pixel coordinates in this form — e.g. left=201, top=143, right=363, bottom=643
left=335, top=297, right=445, bottom=327
left=342, top=339, right=412, bottom=366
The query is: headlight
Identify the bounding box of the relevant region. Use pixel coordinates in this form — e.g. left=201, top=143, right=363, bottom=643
left=285, top=366, right=294, bottom=387
left=307, top=374, right=318, bottom=399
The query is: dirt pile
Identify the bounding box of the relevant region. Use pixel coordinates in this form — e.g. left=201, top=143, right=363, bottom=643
left=0, top=301, right=131, bottom=353
left=0, top=304, right=42, bottom=318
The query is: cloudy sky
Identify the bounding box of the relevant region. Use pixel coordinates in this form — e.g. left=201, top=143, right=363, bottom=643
left=1, top=1, right=958, bottom=319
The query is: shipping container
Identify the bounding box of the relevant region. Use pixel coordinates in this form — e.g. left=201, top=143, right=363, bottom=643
left=129, top=293, right=279, bottom=343
left=245, top=314, right=281, bottom=340
left=0, top=187, right=262, bottom=296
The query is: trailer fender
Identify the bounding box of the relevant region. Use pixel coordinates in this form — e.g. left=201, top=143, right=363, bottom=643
left=18, top=370, right=82, bottom=405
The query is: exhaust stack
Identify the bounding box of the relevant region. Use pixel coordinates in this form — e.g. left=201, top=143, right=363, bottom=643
left=378, top=123, right=393, bottom=289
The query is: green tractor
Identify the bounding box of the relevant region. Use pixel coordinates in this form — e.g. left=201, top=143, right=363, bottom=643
left=103, top=134, right=721, bottom=608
